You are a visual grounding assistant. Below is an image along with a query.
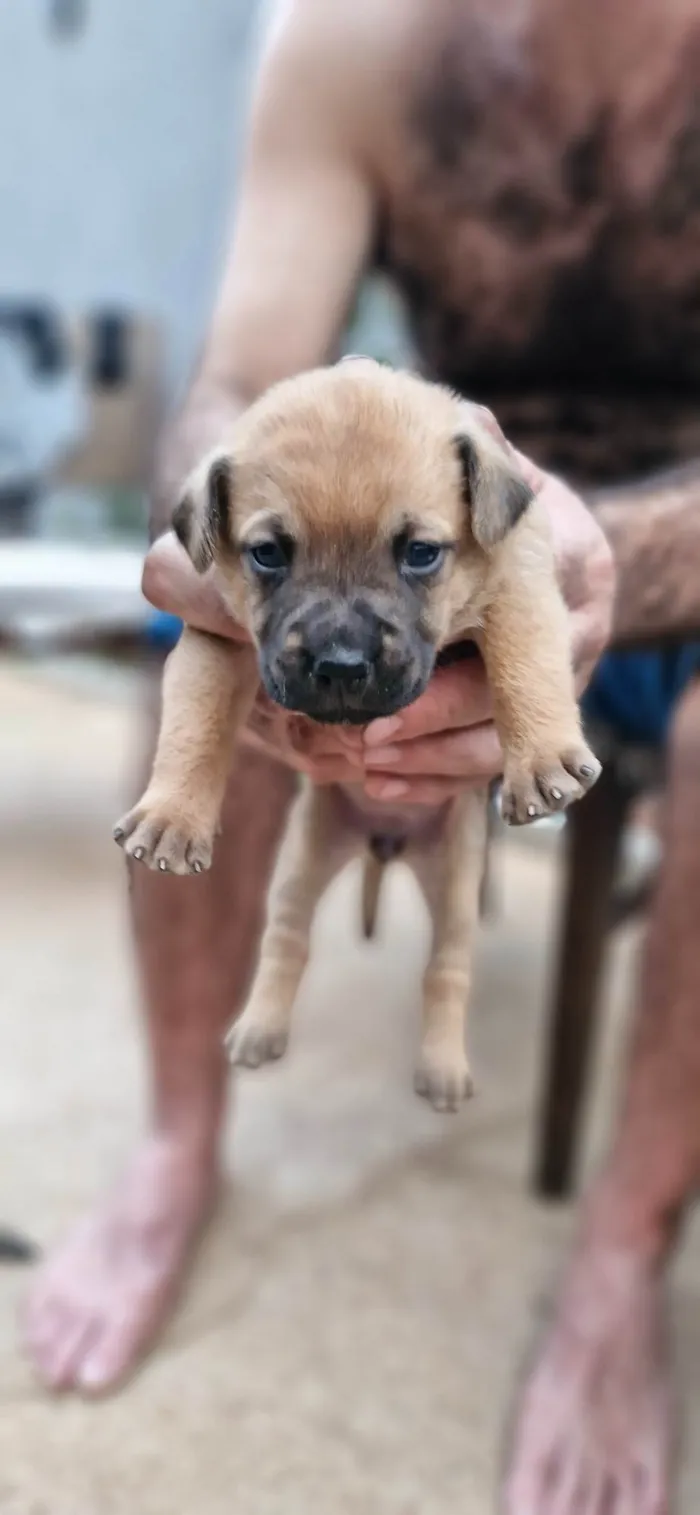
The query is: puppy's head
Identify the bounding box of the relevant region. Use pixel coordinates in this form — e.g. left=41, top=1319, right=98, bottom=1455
left=173, top=363, right=533, bottom=724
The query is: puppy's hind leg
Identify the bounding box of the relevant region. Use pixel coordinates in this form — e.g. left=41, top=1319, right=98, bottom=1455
left=410, top=789, right=488, bottom=1112
left=226, top=783, right=359, bottom=1069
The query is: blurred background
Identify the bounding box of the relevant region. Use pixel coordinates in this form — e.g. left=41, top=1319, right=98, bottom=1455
left=1, top=5, right=698, bottom=1514
left=0, top=0, right=411, bottom=568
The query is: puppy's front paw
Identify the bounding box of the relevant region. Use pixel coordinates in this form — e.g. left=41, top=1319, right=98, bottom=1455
left=113, top=794, right=214, bottom=875
left=414, top=1047, right=474, bottom=1113
left=500, top=742, right=601, bottom=826
left=225, top=1014, right=289, bottom=1069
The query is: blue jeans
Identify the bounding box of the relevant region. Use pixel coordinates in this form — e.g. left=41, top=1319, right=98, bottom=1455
left=583, top=646, right=700, bottom=745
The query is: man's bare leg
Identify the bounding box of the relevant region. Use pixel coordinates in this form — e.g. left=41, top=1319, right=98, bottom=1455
left=506, top=676, right=700, bottom=1514
left=24, top=694, right=295, bottom=1394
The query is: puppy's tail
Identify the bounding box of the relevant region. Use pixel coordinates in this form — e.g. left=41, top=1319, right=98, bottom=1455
left=361, top=835, right=405, bottom=940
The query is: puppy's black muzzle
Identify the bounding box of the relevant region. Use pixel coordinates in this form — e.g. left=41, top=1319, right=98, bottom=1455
left=259, top=599, right=435, bottom=725
left=262, top=657, right=426, bottom=725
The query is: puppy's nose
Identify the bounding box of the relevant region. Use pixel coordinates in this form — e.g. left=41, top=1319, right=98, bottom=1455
left=312, top=645, right=369, bottom=688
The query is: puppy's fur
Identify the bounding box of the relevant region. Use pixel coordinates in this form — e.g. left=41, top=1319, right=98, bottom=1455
left=115, top=363, right=600, bottom=1110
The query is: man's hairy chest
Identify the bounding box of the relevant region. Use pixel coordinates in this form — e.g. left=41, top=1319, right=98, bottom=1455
left=375, top=3, right=700, bottom=482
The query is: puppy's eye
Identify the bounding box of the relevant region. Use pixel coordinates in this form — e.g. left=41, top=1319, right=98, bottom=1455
left=246, top=539, right=291, bottom=576
left=401, top=540, right=445, bottom=575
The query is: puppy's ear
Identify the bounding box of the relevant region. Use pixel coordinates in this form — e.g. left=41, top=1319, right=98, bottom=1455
left=172, top=449, right=234, bottom=574
left=453, top=408, right=534, bottom=551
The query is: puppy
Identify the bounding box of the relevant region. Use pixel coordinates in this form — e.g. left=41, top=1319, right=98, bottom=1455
left=115, top=362, right=600, bottom=1111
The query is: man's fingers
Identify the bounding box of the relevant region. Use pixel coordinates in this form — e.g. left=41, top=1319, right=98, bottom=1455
left=241, top=729, right=361, bottom=786
left=364, top=720, right=502, bottom=782
left=303, top=757, right=367, bottom=786
left=286, top=718, right=365, bottom=766
left=364, top=660, right=491, bottom=748
left=142, top=532, right=247, bottom=642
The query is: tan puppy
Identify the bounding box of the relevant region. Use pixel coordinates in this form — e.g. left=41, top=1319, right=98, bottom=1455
left=115, top=363, right=600, bottom=1110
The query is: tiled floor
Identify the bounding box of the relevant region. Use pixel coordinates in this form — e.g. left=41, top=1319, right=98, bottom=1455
left=1, top=664, right=699, bottom=1514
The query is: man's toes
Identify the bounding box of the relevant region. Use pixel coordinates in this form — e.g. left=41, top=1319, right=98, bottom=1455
left=549, top=1456, right=593, bottom=1515
left=43, top=1316, right=98, bottom=1391
left=24, top=1291, right=67, bottom=1358
left=77, top=1333, right=130, bottom=1394
left=509, top=1451, right=578, bottom=1515
left=76, top=1305, right=155, bottom=1395
left=580, top=1472, right=620, bottom=1515
left=24, top=1294, right=88, bottom=1389
left=622, top=1461, right=668, bottom=1515
left=504, top=1459, right=548, bottom=1515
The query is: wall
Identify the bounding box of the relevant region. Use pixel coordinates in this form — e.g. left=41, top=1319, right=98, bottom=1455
left=0, top=0, right=412, bottom=420
left=0, top=0, right=261, bottom=400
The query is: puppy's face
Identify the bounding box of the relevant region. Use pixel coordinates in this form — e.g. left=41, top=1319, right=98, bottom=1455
left=173, top=364, right=533, bottom=724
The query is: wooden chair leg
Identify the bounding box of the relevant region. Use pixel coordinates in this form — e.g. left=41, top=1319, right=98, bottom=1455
left=533, top=763, right=631, bottom=1200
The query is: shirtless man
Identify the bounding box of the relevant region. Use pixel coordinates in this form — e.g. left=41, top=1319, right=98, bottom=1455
left=24, top=1, right=700, bottom=1509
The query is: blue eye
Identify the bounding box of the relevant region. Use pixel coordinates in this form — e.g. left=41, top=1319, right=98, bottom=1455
left=247, top=539, right=291, bottom=575
left=402, top=540, right=445, bottom=575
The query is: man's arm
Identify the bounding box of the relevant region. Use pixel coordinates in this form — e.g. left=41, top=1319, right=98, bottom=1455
left=592, top=463, right=700, bottom=645
left=147, top=0, right=376, bottom=549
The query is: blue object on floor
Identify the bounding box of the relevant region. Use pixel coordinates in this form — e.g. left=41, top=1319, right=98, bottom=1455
left=583, top=645, right=700, bottom=746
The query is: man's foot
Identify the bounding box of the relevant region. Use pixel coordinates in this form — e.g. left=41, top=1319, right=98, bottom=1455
left=23, top=1134, right=218, bottom=1394
left=504, top=1247, right=674, bottom=1514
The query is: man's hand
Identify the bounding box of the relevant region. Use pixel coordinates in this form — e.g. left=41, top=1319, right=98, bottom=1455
left=143, top=455, right=614, bottom=805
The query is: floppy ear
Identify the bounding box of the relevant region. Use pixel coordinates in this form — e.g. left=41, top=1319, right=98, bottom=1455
left=453, top=409, right=534, bottom=551
left=172, top=449, right=234, bottom=574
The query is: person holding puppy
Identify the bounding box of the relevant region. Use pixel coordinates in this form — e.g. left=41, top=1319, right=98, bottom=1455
left=24, top=3, right=700, bottom=1512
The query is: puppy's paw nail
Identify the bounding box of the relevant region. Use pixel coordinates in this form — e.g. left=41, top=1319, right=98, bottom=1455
left=561, top=749, right=602, bottom=787
left=113, top=826, right=124, bottom=842
left=502, top=741, right=600, bottom=824
left=119, top=811, right=215, bottom=875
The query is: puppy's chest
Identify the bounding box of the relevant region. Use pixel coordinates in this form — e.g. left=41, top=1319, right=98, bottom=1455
left=335, top=784, right=449, bottom=845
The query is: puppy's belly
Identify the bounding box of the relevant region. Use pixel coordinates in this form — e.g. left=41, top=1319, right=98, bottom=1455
left=333, top=783, right=450, bottom=846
